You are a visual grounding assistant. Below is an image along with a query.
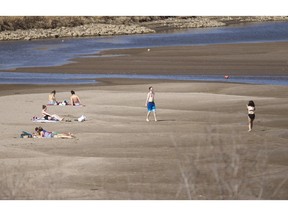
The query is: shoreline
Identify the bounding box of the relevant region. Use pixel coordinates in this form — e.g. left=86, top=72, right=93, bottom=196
left=2, top=41, right=288, bottom=97
left=0, top=78, right=187, bottom=97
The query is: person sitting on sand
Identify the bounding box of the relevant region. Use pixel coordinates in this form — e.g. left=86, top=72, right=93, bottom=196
left=34, top=126, right=75, bottom=139
left=70, top=90, right=83, bottom=106
left=145, top=86, right=157, bottom=122
left=48, top=90, right=59, bottom=105
left=246, top=100, right=256, bottom=132
left=41, top=105, right=64, bottom=121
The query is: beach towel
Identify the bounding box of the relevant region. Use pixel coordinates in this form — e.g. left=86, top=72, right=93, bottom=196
left=32, top=117, right=59, bottom=123
left=72, top=104, right=85, bottom=107
left=47, top=100, right=69, bottom=106
left=46, top=103, right=84, bottom=107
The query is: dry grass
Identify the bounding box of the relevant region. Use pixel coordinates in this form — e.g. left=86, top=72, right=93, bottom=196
left=0, top=160, right=63, bottom=199
left=0, top=16, right=97, bottom=31
left=0, top=16, right=174, bottom=31
left=1, top=16, right=286, bottom=33
left=170, top=124, right=285, bottom=200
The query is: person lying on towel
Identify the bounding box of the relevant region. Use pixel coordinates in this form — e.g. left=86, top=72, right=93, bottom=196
left=34, top=126, right=75, bottom=139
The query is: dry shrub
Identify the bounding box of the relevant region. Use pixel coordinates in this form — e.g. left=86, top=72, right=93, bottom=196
left=0, top=16, right=187, bottom=32
left=0, top=16, right=102, bottom=31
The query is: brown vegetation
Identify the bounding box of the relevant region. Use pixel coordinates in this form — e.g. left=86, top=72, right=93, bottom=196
left=0, top=16, right=175, bottom=31
left=0, top=16, right=287, bottom=41
left=0, top=16, right=287, bottom=32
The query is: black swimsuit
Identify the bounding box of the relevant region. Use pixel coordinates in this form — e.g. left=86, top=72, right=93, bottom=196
left=248, top=114, right=255, bottom=120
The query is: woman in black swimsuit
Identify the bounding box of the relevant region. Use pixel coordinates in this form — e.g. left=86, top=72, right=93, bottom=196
left=246, top=100, right=256, bottom=132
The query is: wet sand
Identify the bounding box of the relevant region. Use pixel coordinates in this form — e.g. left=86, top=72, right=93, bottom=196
left=0, top=42, right=288, bottom=199
left=6, top=41, right=288, bottom=76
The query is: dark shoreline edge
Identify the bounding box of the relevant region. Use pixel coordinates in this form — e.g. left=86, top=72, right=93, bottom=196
left=0, top=78, right=192, bottom=97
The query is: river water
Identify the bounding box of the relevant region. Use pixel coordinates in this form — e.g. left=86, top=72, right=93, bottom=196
left=1, top=21, right=288, bottom=85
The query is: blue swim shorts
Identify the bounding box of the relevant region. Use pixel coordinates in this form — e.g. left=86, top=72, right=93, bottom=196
left=147, top=102, right=156, bottom=112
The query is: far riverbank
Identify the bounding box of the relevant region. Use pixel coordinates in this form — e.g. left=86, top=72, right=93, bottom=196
left=1, top=22, right=288, bottom=72
left=0, top=16, right=287, bottom=41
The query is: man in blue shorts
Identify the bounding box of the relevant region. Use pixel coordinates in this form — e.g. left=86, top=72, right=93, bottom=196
left=145, top=86, right=157, bottom=122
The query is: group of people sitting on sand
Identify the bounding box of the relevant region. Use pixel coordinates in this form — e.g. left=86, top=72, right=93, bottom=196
left=40, top=90, right=83, bottom=122
left=30, top=90, right=84, bottom=139
left=48, top=90, right=83, bottom=106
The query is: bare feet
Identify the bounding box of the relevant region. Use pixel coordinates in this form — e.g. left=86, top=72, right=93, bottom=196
left=146, top=118, right=149, bottom=122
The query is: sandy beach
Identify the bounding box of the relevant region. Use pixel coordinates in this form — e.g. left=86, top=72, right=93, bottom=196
left=0, top=42, right=288, bottom=199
